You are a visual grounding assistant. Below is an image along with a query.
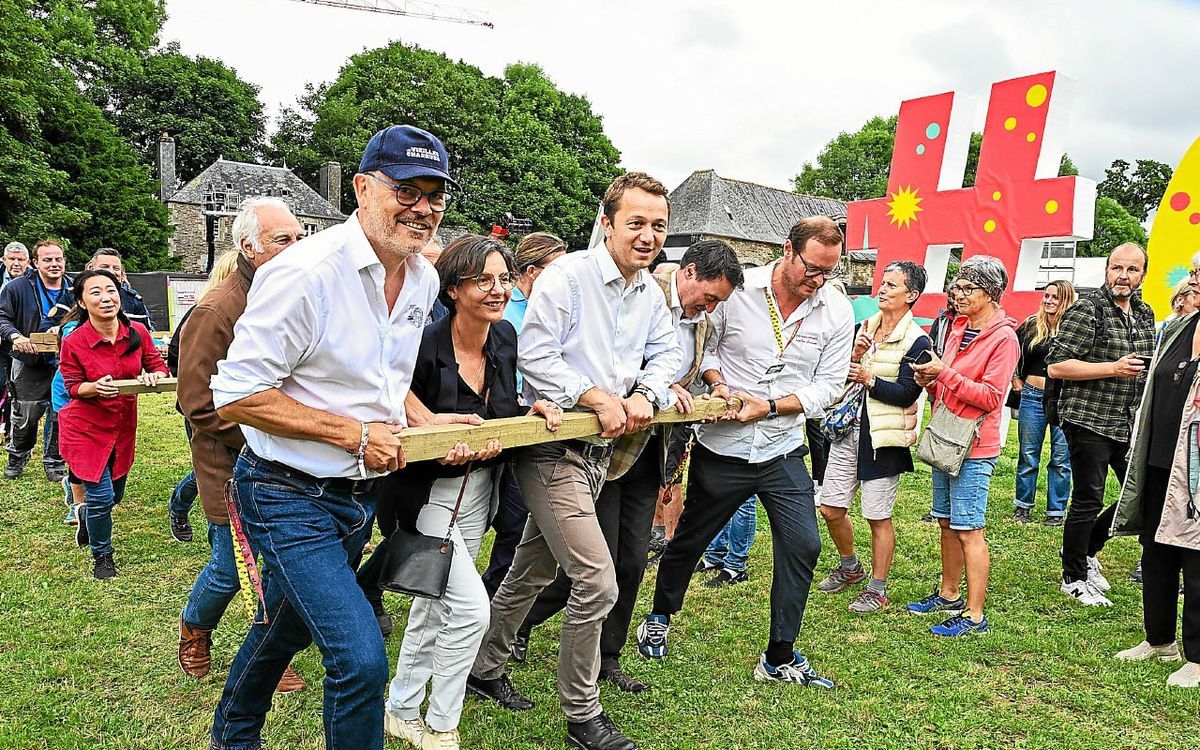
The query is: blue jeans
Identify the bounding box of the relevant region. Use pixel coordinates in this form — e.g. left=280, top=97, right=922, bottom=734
left=82, top=465, right=128, bottom=558
left=210, top=449, right=387, bottom=750
left=704, top=495, right=758, bottom=572
left=1014, top=385, right=1071, bottom=517
left=182, top=521, right=240, bottom=630
left=169, top=470, right=198, bottom=517
left=931, top=458, right=998, bottom=531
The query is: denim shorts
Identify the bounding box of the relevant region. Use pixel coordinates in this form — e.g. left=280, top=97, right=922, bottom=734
left=930, top=457, right=998, bottom=530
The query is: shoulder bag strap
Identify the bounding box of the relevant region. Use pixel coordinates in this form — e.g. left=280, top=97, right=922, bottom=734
left=440, top=385, right=491, bottom=550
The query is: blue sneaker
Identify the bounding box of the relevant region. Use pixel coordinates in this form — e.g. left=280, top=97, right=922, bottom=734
left=930, top=613, right=989, bottom=637
left=636, top=614, right=669, bottom=659
left=905, top=586, right=964, bottom=615
left=753, top=650, right=835, bottom=688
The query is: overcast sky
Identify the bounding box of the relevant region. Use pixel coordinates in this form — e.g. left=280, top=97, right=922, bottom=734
left=161, top=0, right=1200, bottom=194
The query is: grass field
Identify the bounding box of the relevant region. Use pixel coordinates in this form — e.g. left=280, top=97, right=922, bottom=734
left=1, top=395, right=1196, bottom=749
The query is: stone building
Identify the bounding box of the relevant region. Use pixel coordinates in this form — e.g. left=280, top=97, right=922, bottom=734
left=156, top=134, right=346, bottom=272
left=664, top=169, right=847, bottom=267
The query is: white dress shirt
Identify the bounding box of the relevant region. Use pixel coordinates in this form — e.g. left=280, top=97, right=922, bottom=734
left=697, top=262, right=854, bottom=463
left=211, top=211, right=438, bottom=479
left=518, top=246, right=682, bottom=411
left=669, top=271, right=704, bottom=384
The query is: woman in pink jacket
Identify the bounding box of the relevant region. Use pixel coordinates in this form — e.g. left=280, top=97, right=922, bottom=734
left=907, top=256, right=1020, bottom=636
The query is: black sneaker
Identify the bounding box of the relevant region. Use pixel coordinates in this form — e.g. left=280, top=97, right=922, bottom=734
left=74, top=504, right=89, bottom=547
left=510, top=627, right=530, bottom=663
left=1044, top=516, right=1064, bottom=527
left=1130, top=562, right=1143, bottom=584
left=466, top=673, right=534, bottom=711
left=599, top=666, right=650, bottom=694
left=920, top=512, right=934, bottom=523
left=44, top=465, right=66, bottom=483
left=3, top=460, right=25, bottom=480
left=1013, top=507, right=1032, bottom=523
left=705, top=568, right=749, bottom=588
left=566, top=712, right=637, bottom=750
left=93, top=553, right=117, bottom=580
left=169, top=512, right=194, bottom=542
left=694, top=558, right=720, bottom=574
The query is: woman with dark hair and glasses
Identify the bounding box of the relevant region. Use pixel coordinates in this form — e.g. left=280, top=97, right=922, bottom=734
left=379, top=235, right=562, bottom=750
left=56, top=269, right=169, bottom=579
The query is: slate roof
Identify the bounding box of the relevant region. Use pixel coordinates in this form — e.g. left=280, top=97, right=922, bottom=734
left=668, top=169, right=846, bottom=244
left=168, top=158, right=345, bottom=220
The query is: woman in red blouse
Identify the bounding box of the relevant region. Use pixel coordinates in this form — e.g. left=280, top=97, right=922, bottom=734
left=57, top=270, right=168, bottom=580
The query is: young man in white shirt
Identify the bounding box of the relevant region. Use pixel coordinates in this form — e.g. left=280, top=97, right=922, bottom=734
left=636, top=216, right=854, bottom=688
left=469, top=173, right=682, bottom=750
left=207, top=125, right=474, bottom=750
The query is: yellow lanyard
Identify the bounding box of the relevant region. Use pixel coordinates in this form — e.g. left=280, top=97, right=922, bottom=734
left=764, top=289, right=804, bottom=358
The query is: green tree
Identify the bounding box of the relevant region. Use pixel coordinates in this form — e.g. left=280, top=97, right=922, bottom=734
left=795, top=116, right=1076, bottom=200
left=1076, top=196, right=1148, bottom=258
left=106, top=43, right=266, bottom=181
left=1098, top=158, right=1173, bottom=222
left=0, top=0, right=173, bottom=270
left=269, top=44, right=620, bottom=242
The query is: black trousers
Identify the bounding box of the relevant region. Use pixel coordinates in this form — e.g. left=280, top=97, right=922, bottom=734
left=652, top=443, right=820, bottom=644
left=6, top=360, right=61, bottom=469
left=520, top=443, right=660, bottom=670
left=805, top=419, right=828, bottom=484
left=482, top=465, right=529, bottom=599
left=1139, top=465, right=1200, bottom=660
left=1061, top=423, right=1126, bottom=582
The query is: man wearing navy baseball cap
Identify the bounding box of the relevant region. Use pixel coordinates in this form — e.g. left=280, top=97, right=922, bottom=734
left=209, top=124, right=480, bottom=750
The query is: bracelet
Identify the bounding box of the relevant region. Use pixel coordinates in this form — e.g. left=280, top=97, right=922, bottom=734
left=350, top=421, right=369, bottom=475
left=633, top=384, right=656, bottom=405
left=708, top=380, right=726, bottom=392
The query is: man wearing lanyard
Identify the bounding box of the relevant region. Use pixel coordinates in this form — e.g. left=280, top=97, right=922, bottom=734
left=469, top=172, right=682, bottom=750
left=636, top=216, right=853, bottom=687
left=0, top=239, right=71, bottom=481
left=207, top=124, right=456, bottom=750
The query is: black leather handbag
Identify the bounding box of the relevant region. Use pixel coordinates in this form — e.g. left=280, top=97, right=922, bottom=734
left=377, top=464, right=473, bottom=599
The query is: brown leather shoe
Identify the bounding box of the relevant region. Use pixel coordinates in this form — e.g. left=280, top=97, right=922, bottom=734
left=178, top=618, right=213, bottom=678
left=275, top=665, right=306, bottom=693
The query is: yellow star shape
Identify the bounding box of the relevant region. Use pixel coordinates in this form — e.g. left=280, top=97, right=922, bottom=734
left=886, top=185, right=923, bottom=229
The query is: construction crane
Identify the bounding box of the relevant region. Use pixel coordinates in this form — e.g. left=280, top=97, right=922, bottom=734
left=286, top=0, right=493, bottom=28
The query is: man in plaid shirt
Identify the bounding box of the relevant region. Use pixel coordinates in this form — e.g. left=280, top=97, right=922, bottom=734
left=1047, top=243, right=1156, bottom=606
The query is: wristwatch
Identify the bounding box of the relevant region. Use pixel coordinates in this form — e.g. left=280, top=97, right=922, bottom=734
left=766, top=398, right=779, bottom=419
left=633, top=384, right=657, bottom=405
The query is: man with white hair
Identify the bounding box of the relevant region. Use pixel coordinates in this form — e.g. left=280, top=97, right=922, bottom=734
left=1, top=241, right=30, bottom=436
left=175, top=197, right=307, bottom=692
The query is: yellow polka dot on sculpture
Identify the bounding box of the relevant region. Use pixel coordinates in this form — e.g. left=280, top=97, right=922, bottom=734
left=1045, top=200, right=1059, bottom=214
left=992, top=190, right=1002, bottom=201
left=984, top=219, right=997, bottom=233
left=1004, top=117, right=1017, bottom=131
left=1026, top=132, right=1037, bottom=143
left=1026, top=84, right=1048, bottom=107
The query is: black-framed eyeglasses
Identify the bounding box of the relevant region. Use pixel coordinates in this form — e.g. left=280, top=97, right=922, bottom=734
left=365, top=172, right=455, bottom=213
left=794, top=249, right=840, bottom=279
left=949, top=284, right=982, bottom=297
left=460, top=272, right=518, bottom=293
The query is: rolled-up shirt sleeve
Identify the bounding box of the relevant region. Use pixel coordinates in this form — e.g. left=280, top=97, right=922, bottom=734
left=211, top=263, right=322, bottom=410
left=637, top=295, right=684, bottom=407
left=698, top=302, right=727, bottom=376
left=518, top=266, right=593, bottom=407
left=795, top=313, right=854, bottom=415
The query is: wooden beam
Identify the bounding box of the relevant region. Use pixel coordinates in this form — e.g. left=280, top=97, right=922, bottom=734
left=396, top=397, right=738, bottom=463
left=112, top=377, right=178, bottom=395
left=30, top=331, right=171, bottom=354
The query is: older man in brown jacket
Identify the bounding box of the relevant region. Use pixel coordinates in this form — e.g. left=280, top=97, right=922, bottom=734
left=175, top=197, right=308, bottom=691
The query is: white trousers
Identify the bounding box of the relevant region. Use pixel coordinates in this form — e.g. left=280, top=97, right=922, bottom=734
left=387, top=468, right=493, bottom=732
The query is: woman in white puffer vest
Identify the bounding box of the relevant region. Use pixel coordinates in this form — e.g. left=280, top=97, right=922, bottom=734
left=816, top=261, right=931, bottom=613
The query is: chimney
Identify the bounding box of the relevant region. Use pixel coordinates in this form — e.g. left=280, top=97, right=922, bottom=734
left=318, top=161, right=342, bottom=214
left=156, top=132, right=176, bottom=202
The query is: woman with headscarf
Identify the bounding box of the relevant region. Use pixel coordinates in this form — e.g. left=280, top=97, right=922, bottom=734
left=1011, top=279, right=1076, bottom=526
left=906, top=255, right=1020, bottom=636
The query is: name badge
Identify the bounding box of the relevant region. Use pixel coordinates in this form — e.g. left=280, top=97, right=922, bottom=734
left=758, top=363, right=785, bottom=385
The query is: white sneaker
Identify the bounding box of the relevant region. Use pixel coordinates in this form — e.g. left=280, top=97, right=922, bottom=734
left=1167, top=662, right=1200, bottom=687
left=1061, top=578, right=1113, bottom=606
left=422, top=729, right=461, bottom=750
left=1087, top=556, right=1111, bottom=592
left=1115, top=640, right=1182, bottom=662
left=384, top=712, right=427, bottom=748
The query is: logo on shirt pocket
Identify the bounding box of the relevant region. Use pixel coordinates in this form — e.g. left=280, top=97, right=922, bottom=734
left=405, top=305, right=426, bottom=328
